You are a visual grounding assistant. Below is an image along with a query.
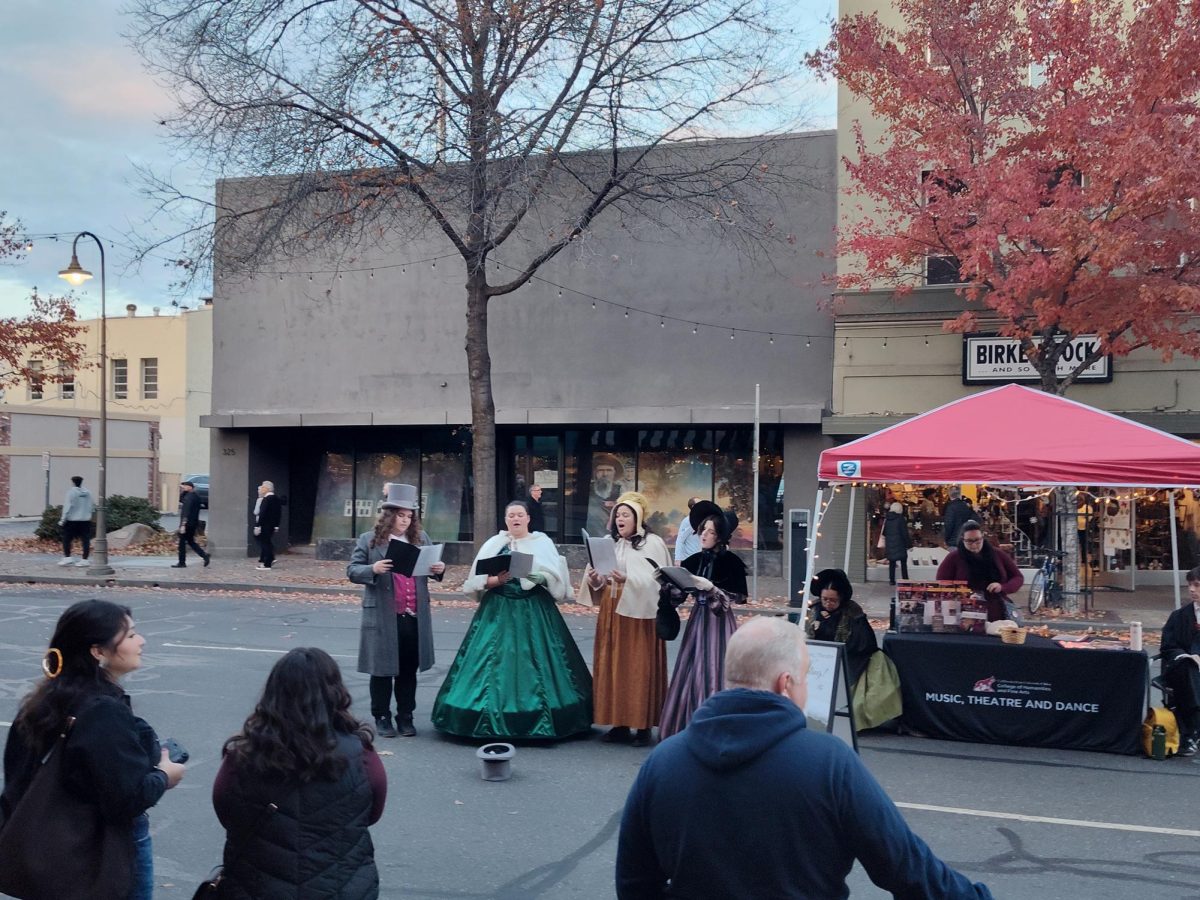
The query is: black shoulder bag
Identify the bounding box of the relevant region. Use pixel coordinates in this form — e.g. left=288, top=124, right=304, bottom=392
left=0, top=717, right=135, bottom=900
left=192, top=800, right=278, bottom=898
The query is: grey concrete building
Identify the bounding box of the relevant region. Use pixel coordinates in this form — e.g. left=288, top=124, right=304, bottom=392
left=203, top=131, right=838, bottom=572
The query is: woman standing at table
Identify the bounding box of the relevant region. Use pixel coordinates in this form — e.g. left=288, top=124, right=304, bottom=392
left=347, top=483, right=444, bottom=739
left=582, top=491, right=671, bottom=747
left=431, top=500, right=592, bottom=739
left=936, top=520, right=1024, bottom=622
left=657, top=504, right=748, bottom=739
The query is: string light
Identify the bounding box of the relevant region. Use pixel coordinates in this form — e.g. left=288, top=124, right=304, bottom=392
left=692, top=325, right=698, bottom=335
left=806, top=338, right=811, bottom=348
left=660, top=317, right=665, bottom=328
left=769, top=334, right=774, bottom=344
left=729, top=330, right=735, bottom=340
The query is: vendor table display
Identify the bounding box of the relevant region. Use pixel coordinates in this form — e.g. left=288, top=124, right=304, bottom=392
left=883, top=632, right=1146, bottom=755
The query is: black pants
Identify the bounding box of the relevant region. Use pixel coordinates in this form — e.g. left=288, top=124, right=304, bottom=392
left=888, top=557, right=909, bottom=583
left=257, top=527, right=276, bottom=567
left=61, top=520, right=91, bottom=559
left=178, top=525, right=208, bottom=564
left=369, top=614, right=419, bottom=720
left=1165, top=659, right=1200, bottom=735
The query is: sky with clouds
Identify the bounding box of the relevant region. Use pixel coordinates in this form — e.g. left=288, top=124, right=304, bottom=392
left=0, top=0, right=837, bottom=323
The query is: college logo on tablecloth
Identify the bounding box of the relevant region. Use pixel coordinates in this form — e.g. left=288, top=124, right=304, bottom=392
left=973, top=676, right=996, bottom=693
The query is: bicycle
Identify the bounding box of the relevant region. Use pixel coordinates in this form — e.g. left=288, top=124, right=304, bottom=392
left=1027, top=548, right=1065, bottom=614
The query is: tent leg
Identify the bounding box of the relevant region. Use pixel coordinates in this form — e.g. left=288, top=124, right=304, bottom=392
left=1170, top=489, right=1182, bottom=611
left=843, top=485, right=856, bottom=572
left=801, top=487, right=827, bottom=622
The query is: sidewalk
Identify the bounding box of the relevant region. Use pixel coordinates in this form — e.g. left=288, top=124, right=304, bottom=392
left=0, top=548, right=1185, bottom=630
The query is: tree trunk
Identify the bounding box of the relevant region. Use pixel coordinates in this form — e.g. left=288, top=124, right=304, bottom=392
left=1059, top=487, right=1081, bottom=610
left=466, top=270, right=496, bottom=550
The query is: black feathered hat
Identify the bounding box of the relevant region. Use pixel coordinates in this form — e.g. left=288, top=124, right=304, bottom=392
left=810, top=568, right=853, bottom=603
left=688, top=500, right=722, bottom=532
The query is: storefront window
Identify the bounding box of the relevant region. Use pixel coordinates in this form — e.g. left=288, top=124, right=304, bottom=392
left=355, top=449, right=420, bottom=535
left=312, top=452, right=356, bottom=540
left=564, top=430, right=636, bottom=539
left=636, top=429, right=713, bottom=545
left=714, top=428, right=783, bottom=550
left=422, top=427, right=472, bottom=542
left=513, top=434, right=562, bottom=539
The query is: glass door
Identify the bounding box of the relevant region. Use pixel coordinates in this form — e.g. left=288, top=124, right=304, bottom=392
left=512, top=434, right=563, bottom=541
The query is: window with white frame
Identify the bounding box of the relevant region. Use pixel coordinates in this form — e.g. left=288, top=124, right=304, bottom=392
left=59, top=362, right=74, bottom=400
left=27, top=360, right=44, bottom=401
left=112, top=358, right=128, bottom=400
left=140, top=357, right=158, bottom=400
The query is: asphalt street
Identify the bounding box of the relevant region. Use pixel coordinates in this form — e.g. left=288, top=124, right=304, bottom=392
left=2, top=584, right=1199, bottom=899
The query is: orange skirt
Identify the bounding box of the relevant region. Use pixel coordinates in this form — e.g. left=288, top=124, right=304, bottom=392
left=592, top=584, right=667, bottom=729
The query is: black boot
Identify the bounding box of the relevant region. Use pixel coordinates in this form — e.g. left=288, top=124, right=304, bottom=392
left=374, top=715, right=398, bottom=738
left=397, top=716, right=417, bottom=737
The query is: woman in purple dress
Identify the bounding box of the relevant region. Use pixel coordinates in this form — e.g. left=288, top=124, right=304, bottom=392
left=657, top=504, right=748, bottom=739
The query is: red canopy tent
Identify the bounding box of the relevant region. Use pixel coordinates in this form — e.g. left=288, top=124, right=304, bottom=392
left=806, top=384, right=1200, bottom=613
left=819, top=384, right=1200, bottom=487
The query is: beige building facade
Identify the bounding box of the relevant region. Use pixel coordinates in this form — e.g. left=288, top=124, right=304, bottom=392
left=828, top=0, right=1200, bottom=585
left=11, top=302, right=213, bottom=511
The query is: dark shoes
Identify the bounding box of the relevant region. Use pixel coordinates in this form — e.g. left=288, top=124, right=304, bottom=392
left=170, top=563, right=186, bottom=568
left=631, top=729, right=653, bottom=748
left=1179, top=736, right=1199, bottom=757
left=203, top=555, right=211, bottom=567
left=398, top=717, right=417, bottom=737
left=374, top=716, right=398, bottom=738
left=601, top=726, right=632, bottom=744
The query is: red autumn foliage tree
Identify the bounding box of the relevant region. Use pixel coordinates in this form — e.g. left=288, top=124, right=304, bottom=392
left=0, top=213, right=85, bottom=388
left=810, top=0, right=1200, bottom=394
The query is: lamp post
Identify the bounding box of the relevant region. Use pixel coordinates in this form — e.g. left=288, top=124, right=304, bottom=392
left=59, top=233, right=115, bottom=577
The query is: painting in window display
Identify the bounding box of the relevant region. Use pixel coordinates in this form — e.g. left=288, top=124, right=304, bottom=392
left=635, top=451, right=713, bottom=546
left=311, top=452, right=355, bottom=540
left=584, top=451, right=632, bottom=535
left=713, top=429, right=783, bottom=550
left=354, top=451, right=418, bottom=526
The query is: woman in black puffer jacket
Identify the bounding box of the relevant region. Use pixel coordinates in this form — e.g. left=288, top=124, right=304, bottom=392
left=212, top=647, right=386, bottom=899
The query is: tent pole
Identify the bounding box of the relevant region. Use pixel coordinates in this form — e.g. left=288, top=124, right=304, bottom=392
left=844, top=484, right=856, bottom=571
left=752, top=383, right=761, bottom=604
left=802, top=487, right=825, bottom=621
left=1170, top=489, right=1182, bottom=611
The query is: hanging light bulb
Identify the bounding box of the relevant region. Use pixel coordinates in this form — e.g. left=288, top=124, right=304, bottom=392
left=805, top=337, right=811, bottom=348
left=729, top=330, right=735, bottom=340
left=591, top=301, right=596, bottom=310
left=769, top=333, right=774, bottom=344
left=660, top=318, right=665, bottom=328
left=624, top=309, right=629, bottom=318
left=692, top=325, right=698, bottom=334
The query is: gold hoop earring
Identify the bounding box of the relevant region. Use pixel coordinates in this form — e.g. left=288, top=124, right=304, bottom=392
left=42, top=648, right=64, bottom=679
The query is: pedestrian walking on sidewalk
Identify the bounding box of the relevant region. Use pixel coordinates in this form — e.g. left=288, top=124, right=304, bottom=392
left=253, top=481, right=282, bottom=570
left=172, top=480, right=210, bottom=568
left=57, top=475, right=94, bottom=567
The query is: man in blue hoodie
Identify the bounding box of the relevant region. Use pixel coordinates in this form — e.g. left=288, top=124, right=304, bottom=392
left=616, top=617, right=992, bottom=900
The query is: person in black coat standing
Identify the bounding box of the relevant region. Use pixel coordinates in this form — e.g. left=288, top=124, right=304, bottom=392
left=883, top=502, right=911, bottom=585
left=942, top=489, right=974, bottom=547
left=527, top=483, right=547, bottom=533
left=172, top=480, right=210, bottom=568
left=253, top=481, right=282, bottom=570
left=1161, top=566, right=1200, bottom=757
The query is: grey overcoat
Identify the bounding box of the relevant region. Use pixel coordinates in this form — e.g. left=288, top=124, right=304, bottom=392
left=348, top=531, right=437, bottom=676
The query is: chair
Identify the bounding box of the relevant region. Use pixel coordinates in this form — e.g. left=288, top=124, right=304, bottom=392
left=1150, top=652, right=1177, bottom=711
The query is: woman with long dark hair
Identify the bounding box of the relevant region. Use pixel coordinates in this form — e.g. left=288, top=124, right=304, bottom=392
left=2, top=599, right=186, bottom=900
left=582, top=491, right=671, bottom=746
left=657, top=505, right=749, bottom=739
left=431, top=500, right=592, bottom=739
left=212, top=647, right=386, bottom=899
left=348, top=483, right=444, bottom=738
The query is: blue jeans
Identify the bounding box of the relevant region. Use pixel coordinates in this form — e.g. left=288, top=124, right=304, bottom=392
left=128, top=813, right=153, bottom=900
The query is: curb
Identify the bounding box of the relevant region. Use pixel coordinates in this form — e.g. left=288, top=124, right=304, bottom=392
left=0, top=572, right=471, bottom=602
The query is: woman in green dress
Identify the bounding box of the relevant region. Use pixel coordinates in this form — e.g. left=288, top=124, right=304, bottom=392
left=431, top=501, right=593, bottom=739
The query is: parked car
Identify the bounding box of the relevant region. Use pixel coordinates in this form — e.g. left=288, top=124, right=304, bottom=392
left=183, top=473, right=210, bottom=509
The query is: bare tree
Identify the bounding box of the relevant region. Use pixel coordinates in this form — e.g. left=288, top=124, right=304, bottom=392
left=129, top=0, right=812, bottom=540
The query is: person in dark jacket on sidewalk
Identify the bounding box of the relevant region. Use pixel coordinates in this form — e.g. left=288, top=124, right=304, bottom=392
left=883, top=501, right=912, bottom=584
left=615, top=616, right=992, bottom=900
left=253, top=481, right=282, bottom=570
left=1160, top=566, right=1200, bottom=757
left=173, top=479, right=210, bottom=568
left=212, top=647, right=386, bottom=899
left=942, top=489, right=974, bottom=547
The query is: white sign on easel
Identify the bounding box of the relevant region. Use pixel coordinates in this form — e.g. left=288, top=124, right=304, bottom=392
left=805, top=639, right=858, bottom=753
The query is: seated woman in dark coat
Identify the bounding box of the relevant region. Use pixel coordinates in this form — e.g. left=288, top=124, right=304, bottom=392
left=805, top=568, right=878, bottom=689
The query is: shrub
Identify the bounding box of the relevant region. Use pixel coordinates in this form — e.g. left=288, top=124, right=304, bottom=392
left=105, top=495, right=163, bottom=533
left=35, top=506, right=64, bottom=542
left=36, top=495, right=162, bottom=541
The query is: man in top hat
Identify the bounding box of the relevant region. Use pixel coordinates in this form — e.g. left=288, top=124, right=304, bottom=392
left=587, top=453, right=626, bottom=535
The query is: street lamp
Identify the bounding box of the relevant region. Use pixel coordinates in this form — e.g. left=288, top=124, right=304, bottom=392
left=59, top=233, right=115, bottom=577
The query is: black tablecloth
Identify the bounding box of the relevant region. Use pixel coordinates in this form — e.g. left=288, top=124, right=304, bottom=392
left=883, top=632, right=1147, bottom=755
